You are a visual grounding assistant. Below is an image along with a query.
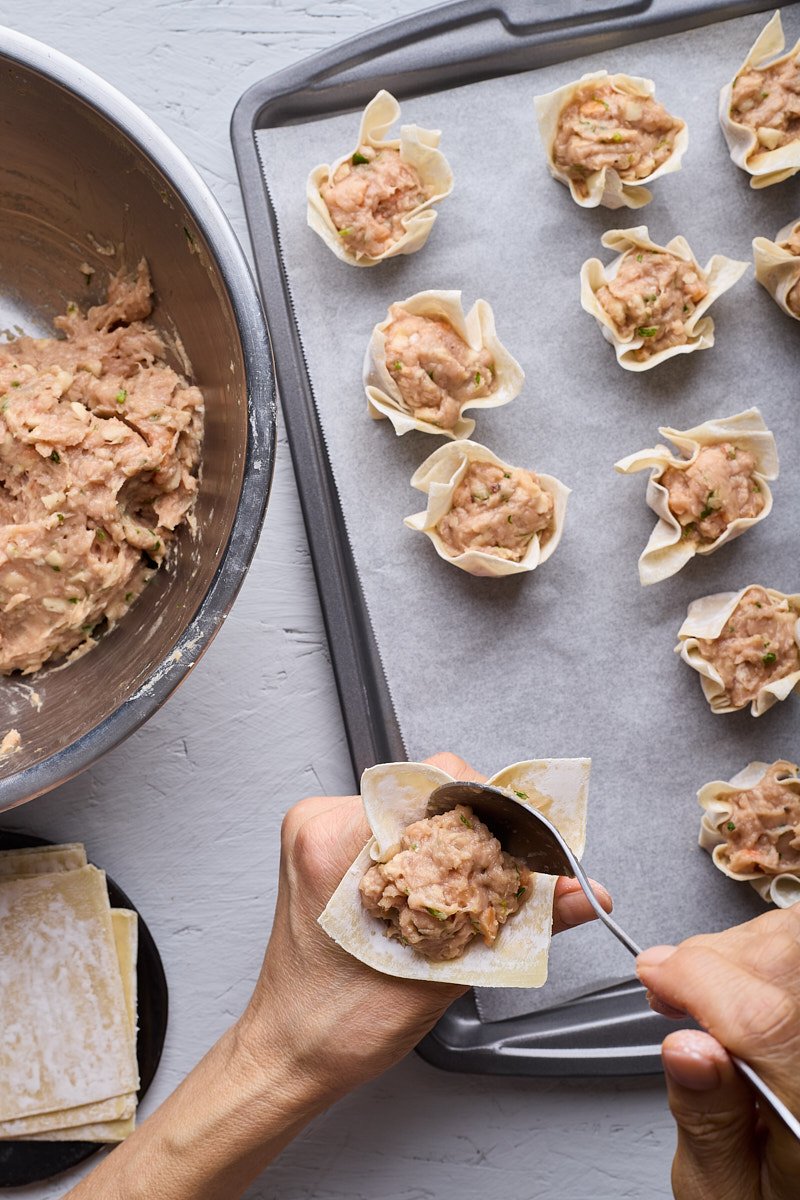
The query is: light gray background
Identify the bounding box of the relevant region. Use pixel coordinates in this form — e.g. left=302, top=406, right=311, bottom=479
left=0, top=1, right=694, bottom=1195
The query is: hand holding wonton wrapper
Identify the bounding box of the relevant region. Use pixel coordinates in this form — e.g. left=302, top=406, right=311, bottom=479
left=753, top=217, right=800, bottom=319
left=319, top=759, right=590, bottom=987
left=615, top=408, right=778, bottom=585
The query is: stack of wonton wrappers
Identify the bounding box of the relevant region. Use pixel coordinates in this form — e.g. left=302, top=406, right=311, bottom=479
left=0, top=843, right=139, bottom=1143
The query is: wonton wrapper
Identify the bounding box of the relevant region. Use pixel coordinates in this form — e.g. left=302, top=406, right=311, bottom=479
left=306, top=90, right=454, bottom=267
left=615, top=408, right=778, bottom=585
left=698, top=760, right=800, bottom=908
left=363, top=290, right=525, bottom=439
left=403, top=439, right=570, bottom=578
left=753, top=217, right=800, bottom=319
left=676, top=585, right=800, bottom=716
left=720, top=12, right=800, bottom=189
left=319, top=758, right=590, bottom=988
left=581, top=227, right=748, bottom=371
left=533, top=71, right=688, bottom=209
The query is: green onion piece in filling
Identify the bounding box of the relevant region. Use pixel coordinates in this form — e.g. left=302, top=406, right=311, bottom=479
left=514, top=789, right=527, bottom=800
left=474, top=372, right=482, bottom=386
left=726, top=821, right=736, bottom=832
left=515, top=886, right=526, bottom=899
left=337, top=227, right=352, bottom=237
left=611, top=131, right=623, bottom=143
left=763, top=652, right=777, bottom=665
left=116, top=389, right=127, bottom=405
left=636, top=326, right=659, bottom=338
left=50, top=450, right=61, bottom=463
left=459, top=814, right=472, bottom=829
left=426, top=907, right=447, bottom=921
left=351, top=151, right=369, bottom=165
left=636, top=253, right=643, bottom=262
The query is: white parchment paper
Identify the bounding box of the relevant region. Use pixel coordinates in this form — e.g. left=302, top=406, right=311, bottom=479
left=256, top=9, right=800, bottom=1020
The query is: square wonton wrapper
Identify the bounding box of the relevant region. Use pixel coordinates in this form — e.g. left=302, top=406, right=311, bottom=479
left=676, top=585, right=800, bottom=716
left=403, top=439, right=570, bottom=578
left=306, top=90, right=454, bottom=267
left=533, top=71, right=688, bottom=210
left=363, top=290, right=525, bottom=440
left=753, top=217, right=800, bottom=319
left=319, top=758, right=590, bottom=988
left=615, top=408, right=778, bottom=586
left=580, top=227, right=748, bottom=372
left=720, top=12, right=800, bottom=189
left=698, top=760, right=800, bottom=908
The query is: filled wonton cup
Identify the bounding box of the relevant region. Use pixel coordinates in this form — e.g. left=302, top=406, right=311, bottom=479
left=720, top=11, right=800, bottom=189
left=698, top=760, right=800, bottom=908
left=753, top=217, right=800, bottom=319
left=676, top=585, right=800, bottom=716
left=404, top=440, right=570, bottom=578
left=581, top=227, right=747, bottom=371
left=319, top=758, right=590, bottom=987
left=533, top=70, right=687, bottom=209
left=306, top=90, right=454, bottom=267
left=364, top=291, right=525, bottom=439
left=615, top=408, right=778, bottom=585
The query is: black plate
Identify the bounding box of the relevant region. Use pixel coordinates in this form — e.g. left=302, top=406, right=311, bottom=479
left=0, top=831, right=169, bottom=1188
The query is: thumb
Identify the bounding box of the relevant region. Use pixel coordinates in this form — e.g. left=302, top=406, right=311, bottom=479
left=662, top=1030, right=760, bottom=1200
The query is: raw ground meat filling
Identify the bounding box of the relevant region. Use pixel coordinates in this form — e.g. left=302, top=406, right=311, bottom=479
left=780, top=224, right=800, bottom=314
left=596, top=249, right=708, bottom=360
left=697, top=586, right=800, bottom=709
left=553, top=81, right=682, bottom=195
left=383, top=306, right=495, bottom=429
left=321, top=146, right=429, bottom=259
left=436, top=462, right=554, bottom=561
left=661, top=443, right=764, bottom=543
left=0, top=260, right=203, bottom=675
left=359, top=804, right=531, bottom=961
left=731, top=56, right=800, bottom=151
left=720, top=761, right=800, bottom=877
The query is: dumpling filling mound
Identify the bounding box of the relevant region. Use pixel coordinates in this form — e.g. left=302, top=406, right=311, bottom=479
left=661, top=443, right=764, bottom=544
left=359, top=804, right=531, bottom=961
left=596, top=248, right=708, bottom=361
left=321, top=146, right=429, bottom=259
left=779, top=224, right=800, bottom=314
left=553, top=81, right=682, bottom=196
left=731, top=57, right=800, bottom=151
left=0, top=261, right=203, bottom=675
left=696, top=586, right=800, bottom=709
left=384, top=306, right=495, bottom=429
left=719, top=761, right=800, bottom=877
left=437, top=462, right=554, bottom=562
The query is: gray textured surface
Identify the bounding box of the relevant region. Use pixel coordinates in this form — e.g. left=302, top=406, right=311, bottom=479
left=0, top=2, right=675, bottom=1196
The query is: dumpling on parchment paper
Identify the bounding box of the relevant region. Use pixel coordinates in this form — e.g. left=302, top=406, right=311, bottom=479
left=615, top=409, right=778, bottom=585
left=580, top=227, right=747, bottom=371
left=363, top=290, right=524, bottom=440
left=720, top=10, right=800, bottom=188
left=533, top=70, right=687, bottom=209
left=753, top=217, right=800, bottom=318
left=698, top=759, right=800, bottom=909
left=319, top=758, right=590, bottom=988
left=403, top=439, right=569, bottom=578
left=306, top=90, right=453, bottom=267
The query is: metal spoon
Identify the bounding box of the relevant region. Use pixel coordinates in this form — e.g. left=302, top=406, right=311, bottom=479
left=428, top=779, right=800, bottom=1142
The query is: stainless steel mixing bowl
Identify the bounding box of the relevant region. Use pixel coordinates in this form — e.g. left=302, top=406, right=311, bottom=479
left=0, top=28, right=276, bottom=810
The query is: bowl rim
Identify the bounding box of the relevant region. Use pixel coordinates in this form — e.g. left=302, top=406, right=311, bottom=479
left=0, top=25, right=277, bottom=810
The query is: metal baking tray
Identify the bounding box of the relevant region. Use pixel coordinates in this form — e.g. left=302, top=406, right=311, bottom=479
left=231, top=0, right=777, bottom=1076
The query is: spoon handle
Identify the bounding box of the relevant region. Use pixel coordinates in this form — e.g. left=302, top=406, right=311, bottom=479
left=567, top=852, right=644, bottom=957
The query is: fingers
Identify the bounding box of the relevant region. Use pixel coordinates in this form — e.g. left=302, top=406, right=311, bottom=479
left=552, top=877, right=613, bottom=936
left=661, top=1029, right=760, bottom=1200
left=425, top=752, right=487, bottom=784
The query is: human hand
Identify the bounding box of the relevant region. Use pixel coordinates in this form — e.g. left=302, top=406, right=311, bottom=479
left=636, top=907, right=800, bottom=1200
left=241, top=752, right=612, bottom=1102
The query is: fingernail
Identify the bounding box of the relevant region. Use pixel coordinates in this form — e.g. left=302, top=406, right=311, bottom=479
left=557, top=891, right=594, bottom=926
left=637, top=944, right=677, bottom=970
left=663, top=1032, right=722, bottom=1091
left=588, top=879, right=613, bottom=912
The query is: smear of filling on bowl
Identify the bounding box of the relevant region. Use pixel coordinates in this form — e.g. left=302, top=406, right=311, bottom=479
left=696, top=586, right=800, bottom=709
left=719, top=761, right=800, bottom=876
left=359, top=804, right=531, bottom=961
left=553, top=80, right=683, bottom=196
left=321, top=146, right=429, bottom=259
left=661, top=443, right=764, bottom=544
left=779, top=223, right=800, bottom=315
left=596, top=248, right=708, bottom=361
left=436, top=462, right=554, bottom=562
left=0, top=260, right=203, bottom=675
left=730, top=56, right=800, bottom=151
left=383, top=305, right=495, bottom=429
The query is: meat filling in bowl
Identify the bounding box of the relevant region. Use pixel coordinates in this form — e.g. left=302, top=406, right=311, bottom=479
left=436, top=462, right=554, bottom=561
left=661, top=443, right=764, bottom=544
left=359, top=804, right=531, bottom=961
left=0, top=261, right=203, bottom=675
left=553, top=81, right=682, bottom=196
left=720, top=761, right=800, bottom=877
left=321, top=146, right=429, bottom=259
left=731, top=57, right=800, bottom=151
left=384, top=306, right=495, bottom=429
left=780, top=224, right=800, bottom=314
left=596, top=249, right=708, bottom=361
left=696, top=587, right=800, bottom=709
